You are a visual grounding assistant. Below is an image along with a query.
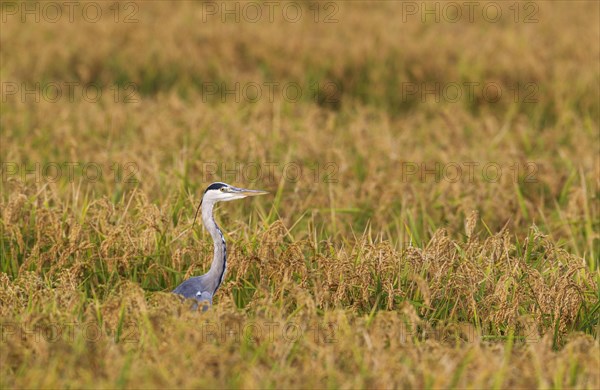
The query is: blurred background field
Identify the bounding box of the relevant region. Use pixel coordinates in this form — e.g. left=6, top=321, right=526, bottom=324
left=1, top=1, right=599, bottom=388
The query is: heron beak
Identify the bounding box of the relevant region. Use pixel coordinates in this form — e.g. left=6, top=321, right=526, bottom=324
left=232, top=187, right=269, bottom=197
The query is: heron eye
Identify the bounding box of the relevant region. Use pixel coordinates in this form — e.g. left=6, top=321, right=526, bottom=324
left=220, top=187, right=225, bottom=192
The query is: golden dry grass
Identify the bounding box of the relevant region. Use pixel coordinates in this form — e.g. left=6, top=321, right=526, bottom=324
left=1, top=1, right=599, bottom=388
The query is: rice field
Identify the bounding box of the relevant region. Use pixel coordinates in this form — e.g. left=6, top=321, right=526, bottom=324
left=1, top=1, right=599, bottom=388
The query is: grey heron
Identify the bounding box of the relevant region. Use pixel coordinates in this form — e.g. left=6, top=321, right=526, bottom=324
left=172, top=182, right=268, bottom=308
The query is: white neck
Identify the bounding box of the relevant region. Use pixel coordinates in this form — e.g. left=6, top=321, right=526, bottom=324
left=201, top=199, right=227, bottom=293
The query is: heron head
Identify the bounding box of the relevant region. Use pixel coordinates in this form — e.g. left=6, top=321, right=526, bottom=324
left=191, top=182, right=268, bottom=228
left=202, top=182, right=269, bottom=203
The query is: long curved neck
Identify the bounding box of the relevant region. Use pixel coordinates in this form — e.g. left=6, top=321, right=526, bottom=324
left=201, top=200, right=227, bottom=294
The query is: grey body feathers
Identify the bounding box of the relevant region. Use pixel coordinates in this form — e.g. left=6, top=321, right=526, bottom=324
left=172, top=276, right=214, bottom=303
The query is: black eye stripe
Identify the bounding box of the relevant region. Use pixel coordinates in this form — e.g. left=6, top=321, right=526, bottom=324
left=204, top=182, right=228, bottom=193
